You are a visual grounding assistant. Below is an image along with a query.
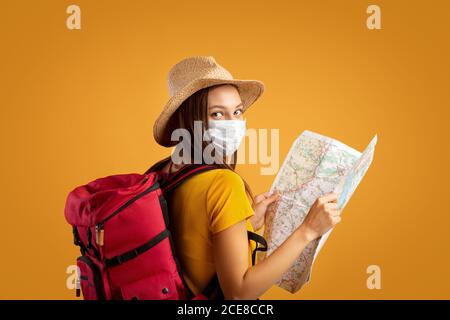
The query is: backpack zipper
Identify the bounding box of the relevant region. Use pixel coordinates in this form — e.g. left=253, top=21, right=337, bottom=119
left=94, top=181, right=160, bottom=246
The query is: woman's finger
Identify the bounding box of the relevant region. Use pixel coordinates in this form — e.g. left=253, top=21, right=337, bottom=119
left=329, top=209, right=341, bottom=217
left=331, top=216, right=342, bottom=225
left=256, top=190, right=279, bottom=202
left=320, top=192, right=338, bottom=203
left=260, top=191, right=272, bottom=198
left=262, top=192, right=281, bottom=206
left=254, top=192, right=271, bottom=203
left=324, top=202, right=338, bottom=210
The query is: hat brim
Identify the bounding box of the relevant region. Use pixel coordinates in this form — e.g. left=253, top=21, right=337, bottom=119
left=153, top=78, right=264, bottom=147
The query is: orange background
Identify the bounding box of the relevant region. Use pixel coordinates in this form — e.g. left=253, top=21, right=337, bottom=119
left=1, top=0, right=449, bottom=299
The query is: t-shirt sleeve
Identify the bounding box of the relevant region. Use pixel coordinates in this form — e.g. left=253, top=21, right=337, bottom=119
left=206, top=169, right=254, bottom=234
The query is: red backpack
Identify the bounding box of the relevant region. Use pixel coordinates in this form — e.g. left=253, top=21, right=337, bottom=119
left=64, top=160, right=267, bottom=300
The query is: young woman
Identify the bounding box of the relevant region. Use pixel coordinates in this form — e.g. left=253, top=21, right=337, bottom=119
left=152, top=56, right=341, bottom=300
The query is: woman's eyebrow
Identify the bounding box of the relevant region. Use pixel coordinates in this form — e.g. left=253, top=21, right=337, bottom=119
left=208, top=103, right=243, bottom=110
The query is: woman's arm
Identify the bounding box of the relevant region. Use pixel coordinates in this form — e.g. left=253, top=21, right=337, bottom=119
left=213, top=192, right=341, bottom=300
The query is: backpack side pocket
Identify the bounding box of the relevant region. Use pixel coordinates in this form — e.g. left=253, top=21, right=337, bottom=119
left=77, top=256, right=105, bottom=300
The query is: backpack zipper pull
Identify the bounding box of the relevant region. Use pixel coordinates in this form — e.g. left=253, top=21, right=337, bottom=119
left=95, top=224, right=104, bottom=246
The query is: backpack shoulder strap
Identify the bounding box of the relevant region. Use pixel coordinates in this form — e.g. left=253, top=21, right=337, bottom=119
left=161, top=164, right=222, bottom=193
left=202, top=274, right=224, bottom=300
left=147, top=161, right=267, bottom=298
left=145, top=158, right=171, bottom=174
left=157, top=163, right=224, bottom=299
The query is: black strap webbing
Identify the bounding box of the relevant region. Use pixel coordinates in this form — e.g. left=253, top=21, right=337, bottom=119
left=146, top=161, right=224, bottom=194
left=105, top=229, right=170, bottom=268
left=161, top=164, right=221, bottom=193
left=247, top=230, right=268, bottom=266
left=202, top=274, right=223, bottom=299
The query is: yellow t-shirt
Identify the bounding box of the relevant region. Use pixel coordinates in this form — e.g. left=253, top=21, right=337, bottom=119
left=167, top=168, right=256, bottom=295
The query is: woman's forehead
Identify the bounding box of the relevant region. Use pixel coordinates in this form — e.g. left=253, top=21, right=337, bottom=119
left=207, top=85, right=242, bottom=108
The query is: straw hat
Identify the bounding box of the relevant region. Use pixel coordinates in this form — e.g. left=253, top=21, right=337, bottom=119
left=153, top=56, right=265, bottom=147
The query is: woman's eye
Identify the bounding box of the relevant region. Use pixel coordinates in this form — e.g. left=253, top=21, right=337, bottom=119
left=211, top=111, right=223, bottom=118
left=234, top=109, right=243, bottom=116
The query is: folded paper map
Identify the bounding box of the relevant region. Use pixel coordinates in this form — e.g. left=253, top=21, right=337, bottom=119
left=259, top=130, right=377, bottom=293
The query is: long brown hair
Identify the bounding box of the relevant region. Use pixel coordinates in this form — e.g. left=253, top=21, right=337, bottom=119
left=158, top=84, right=254, bottom=204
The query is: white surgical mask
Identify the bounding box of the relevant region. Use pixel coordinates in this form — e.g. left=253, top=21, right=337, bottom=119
left=206, top=119, right=246, bottom=156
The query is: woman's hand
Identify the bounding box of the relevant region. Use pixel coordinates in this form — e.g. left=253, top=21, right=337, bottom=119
left=298, top=192, right=342, bottom=242
left=250, top=191, right=281, bottom=231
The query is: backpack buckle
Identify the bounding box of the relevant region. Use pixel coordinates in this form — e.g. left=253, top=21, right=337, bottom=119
left=115, top=248, right=139, bottom=266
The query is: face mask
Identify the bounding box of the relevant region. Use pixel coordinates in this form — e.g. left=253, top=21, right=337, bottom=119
left=207, top=120, right=246, bottom=157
